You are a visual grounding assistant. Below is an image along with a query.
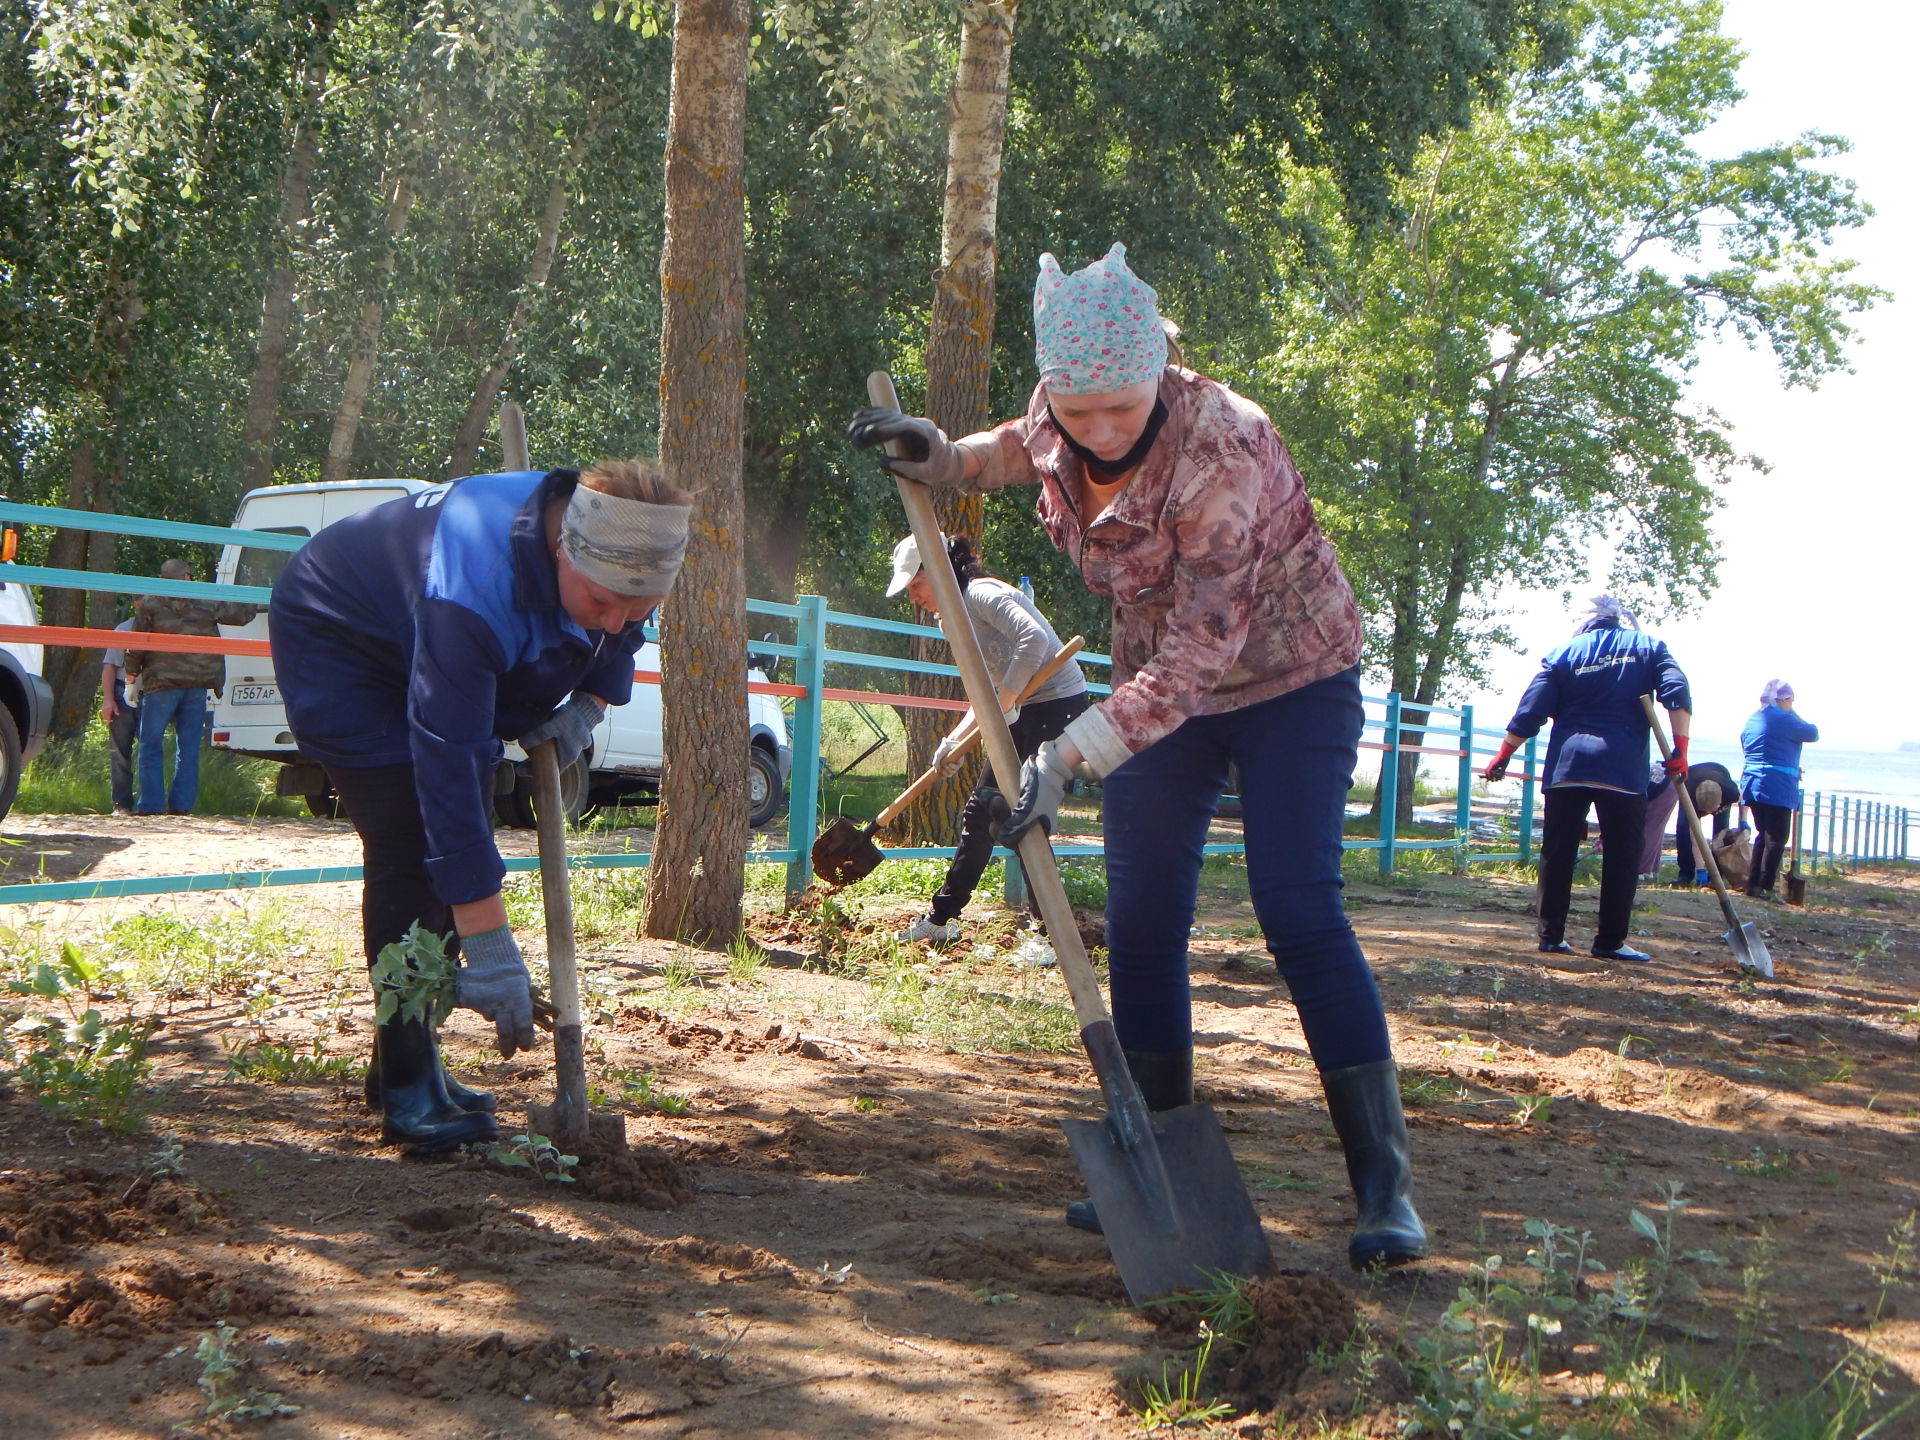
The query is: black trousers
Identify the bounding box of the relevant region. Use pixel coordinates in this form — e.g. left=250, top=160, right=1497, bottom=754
left=927, top=691, right=1090, bottom=924
left=1748, top=802, right=1793, bottom=895
left=324, top=762, right=462, bottom=971
left=1538, top=785, right=1647, bottom=951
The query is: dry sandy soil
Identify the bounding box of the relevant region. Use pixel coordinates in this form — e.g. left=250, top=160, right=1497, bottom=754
left=0, top=811, right=1917, bottom=1438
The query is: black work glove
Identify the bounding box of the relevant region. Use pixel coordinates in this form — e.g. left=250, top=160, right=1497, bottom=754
left=845, top=407, right=968, bottom=486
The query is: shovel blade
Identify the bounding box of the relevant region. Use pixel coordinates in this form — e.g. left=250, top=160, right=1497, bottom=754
left=1724, top=922, right=1774, bottom=979
left=1063, top=1101, right=1272, bottom=1305
left=811, top=817, right=881, bottom=887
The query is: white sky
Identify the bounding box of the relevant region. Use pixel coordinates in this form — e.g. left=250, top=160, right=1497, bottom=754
left=1458, top=0, right=1918, bottom=753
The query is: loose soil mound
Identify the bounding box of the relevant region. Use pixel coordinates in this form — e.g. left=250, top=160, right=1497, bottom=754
left=0, top=1165, right=216, bottom=1262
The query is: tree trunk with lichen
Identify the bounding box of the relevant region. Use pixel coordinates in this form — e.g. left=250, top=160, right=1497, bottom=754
left=641, top=0, right=750, bottom=946
left=898, top=0, right=1016, bottom=847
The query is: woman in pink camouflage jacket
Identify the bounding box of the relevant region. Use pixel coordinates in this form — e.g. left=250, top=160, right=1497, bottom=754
left=847, top=244, right=1424, bottom=1271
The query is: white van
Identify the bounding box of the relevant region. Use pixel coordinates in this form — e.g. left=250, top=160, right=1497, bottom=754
left=209, top=479, right=791, bottom=828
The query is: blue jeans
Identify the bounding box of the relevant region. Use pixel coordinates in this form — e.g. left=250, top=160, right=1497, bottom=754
left=136, top=686, right=207, bottom=815
left=1101, top=666, right=1391, bottom=1071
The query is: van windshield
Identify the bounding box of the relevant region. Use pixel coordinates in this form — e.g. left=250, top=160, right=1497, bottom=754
left=235, top=527, right=309, bottom=590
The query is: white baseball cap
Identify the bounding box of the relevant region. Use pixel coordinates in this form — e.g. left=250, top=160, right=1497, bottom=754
left=886, top=531, right=942, bottom=597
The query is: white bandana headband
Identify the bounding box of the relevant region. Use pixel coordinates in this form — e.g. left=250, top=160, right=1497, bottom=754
left=560, top=485, right=692, bottom=598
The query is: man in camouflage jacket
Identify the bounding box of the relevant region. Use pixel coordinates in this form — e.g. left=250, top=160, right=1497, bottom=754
left=127, top=559, right=258, bottom=815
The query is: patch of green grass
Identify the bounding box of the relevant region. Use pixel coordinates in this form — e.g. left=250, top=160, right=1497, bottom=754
left=502, top=867, right=648, bottom=942
left=1400, top=1067, right=1468, bottom=1107
left=222, top=1037, right=359, bottom=1085
left=606, top=1066, right=690, bottom=1116
left=18, top=722, right=302, bottom=818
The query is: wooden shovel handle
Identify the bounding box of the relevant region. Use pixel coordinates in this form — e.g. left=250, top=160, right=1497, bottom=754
left=872, top=636, right=1085, bottom=828
left=1642, top=695, right=1740, bottom=924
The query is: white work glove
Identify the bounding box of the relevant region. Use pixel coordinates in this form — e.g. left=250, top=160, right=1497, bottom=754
left=931, top=733, right=964, bottom=776
left=455, top=927, right=536, bottom=1058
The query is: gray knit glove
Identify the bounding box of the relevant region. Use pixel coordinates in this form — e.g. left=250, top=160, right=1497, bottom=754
left=518, top=693, right=603, bottom=770
left=455, top=926, right=536, bottom=1058
left=845, top=407, right=968, bottom=486
left=997, top=739, right=1077, bottom=848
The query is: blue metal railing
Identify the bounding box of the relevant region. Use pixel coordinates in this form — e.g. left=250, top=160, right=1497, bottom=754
left=0, top=500, right=1908, bottom=902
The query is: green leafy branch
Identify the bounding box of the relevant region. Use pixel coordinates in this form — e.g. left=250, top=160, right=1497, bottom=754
left=370, top=923, right=457, bottom=1028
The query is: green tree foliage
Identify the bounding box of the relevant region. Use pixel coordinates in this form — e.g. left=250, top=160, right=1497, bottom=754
left=1252, top=0, right=1878, bottom=811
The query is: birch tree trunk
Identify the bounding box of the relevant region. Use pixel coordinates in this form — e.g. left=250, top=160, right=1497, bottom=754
left=443, top=101, right=605, bottom=479
left=640, top=0, right=750, bottom=946
left=899, top=0, right=1017, bottom=845
left=322, top=173, right=415, bottom=482
left=237, top=15, right=333, bottom=493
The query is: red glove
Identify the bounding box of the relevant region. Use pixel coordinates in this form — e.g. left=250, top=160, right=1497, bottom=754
left=1483, top=739, right=1520, bottom=783
left=1664, top=732, right=1689, bottom=779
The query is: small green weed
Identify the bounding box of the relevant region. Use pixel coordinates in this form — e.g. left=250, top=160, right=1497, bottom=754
left=182, top=1321, right=300, bottom=1429
left=4, top=940, right=156, bottom=1132
left=222, top=1037, right=358, bottom=1085
left=610, top=1067, right=690, bottom=1116
left=1400, top=1068, right=1466, bottom=1107
left=481, top=1131, right=578, bottom=1183
left=725, top=934, right=767, bottom=985
left=1510, top=1093, right=1552, bottom=1127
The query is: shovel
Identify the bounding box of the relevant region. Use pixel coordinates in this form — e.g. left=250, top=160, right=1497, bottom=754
left=812, top=635, right=1085, bottom=886
left=872, top=371, right=1271, bottom=1303
left=1642, top=696, right=1774, bottom=979
left=524, top=739, right=626, bottom=1155
left=1784, top=807, right=1806, bottom=906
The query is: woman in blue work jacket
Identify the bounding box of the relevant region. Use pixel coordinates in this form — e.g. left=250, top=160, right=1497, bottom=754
left=270, top=460, right=692, bottom=1151
left=1740, top=679, right=1818, bottom=899
left=1483, top=597, right=1692, bottom=963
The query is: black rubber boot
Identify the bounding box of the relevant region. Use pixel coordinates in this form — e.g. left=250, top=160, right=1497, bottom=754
left=376, top=1017, right=499, bottom=1152
left=1065, top=1049, right=1193, bottom=1234
left=1321, top=1059, right=1428, bottom=1270
left=364, top=1028, right=496, bottom=1114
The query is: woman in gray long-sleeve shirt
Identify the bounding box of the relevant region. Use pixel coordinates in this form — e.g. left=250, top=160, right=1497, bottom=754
left=888, top=533, right=1088, bottom=945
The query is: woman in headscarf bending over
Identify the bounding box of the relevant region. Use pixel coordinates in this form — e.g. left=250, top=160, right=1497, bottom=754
left=1740, top=679, right=1818, bottom=899
left=848, top=244, right=1424, bottom=1272
left=1484, top=597, right=1692, bottom=963
left=271, top=460, right=692, bottom=1152
left=887, top=532, right=1089, bottom=946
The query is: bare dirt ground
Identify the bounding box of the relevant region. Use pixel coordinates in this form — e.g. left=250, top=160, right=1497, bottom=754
left=1, top=811, right=1917, bottom=1437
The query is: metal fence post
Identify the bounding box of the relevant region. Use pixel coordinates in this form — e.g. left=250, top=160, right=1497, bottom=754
left=784, top=594, right=827, bottom=899
left=1455, top=704, right=1474, bottom=872
left=1808, top=791, right=1821, bottom=873
left=1378, top=692, right=1401, bottom=875
left=1518, top=736, right=1538, bottom=865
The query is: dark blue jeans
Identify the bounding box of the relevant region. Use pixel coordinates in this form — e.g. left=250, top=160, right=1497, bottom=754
left=135, top=686, right=207, bottom=815
left=1101, top=666, right=1391, bottom=1071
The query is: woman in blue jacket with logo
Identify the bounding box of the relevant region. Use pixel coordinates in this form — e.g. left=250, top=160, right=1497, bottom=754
left=1741, top=679, right=1818, bottom=899
left=271, top=460, right=692, bottom=1151
left=1483, top=598, right=1692, bottom=963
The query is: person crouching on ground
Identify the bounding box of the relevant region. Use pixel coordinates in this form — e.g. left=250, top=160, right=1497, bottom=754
left=1484, top=597, right=1692, bottom=963
left=888, top=533, right=1089, bottom=946
left=847, top=243, right=1425, bottom=1271
left=270, top=460, right=692, bottom=1151
left=1741, top=679, right=1818, bottom=900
